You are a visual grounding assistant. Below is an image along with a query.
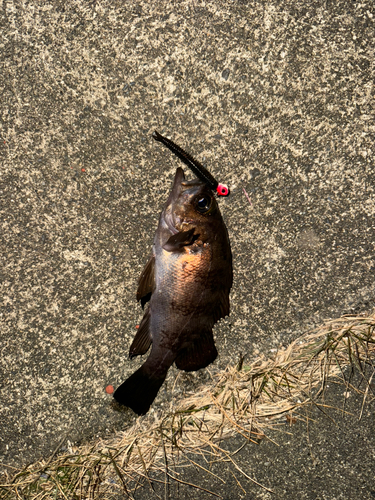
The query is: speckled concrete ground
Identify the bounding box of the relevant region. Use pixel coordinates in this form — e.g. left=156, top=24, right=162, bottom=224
left=0, top=0, right=374, bottom=495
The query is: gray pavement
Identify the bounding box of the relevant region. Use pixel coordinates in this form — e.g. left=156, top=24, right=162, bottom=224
left=131, top=378, right=375, bottom=500
left=0, top=0, right=374, bottom=497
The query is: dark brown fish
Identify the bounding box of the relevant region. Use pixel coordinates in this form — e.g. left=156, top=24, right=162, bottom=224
left=114, top=167, right=232, bottom=415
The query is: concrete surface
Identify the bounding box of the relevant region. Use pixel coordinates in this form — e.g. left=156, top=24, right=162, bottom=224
left=0, top=0, right=374, bottom=496
left=131, top=378, right=375, bottom=500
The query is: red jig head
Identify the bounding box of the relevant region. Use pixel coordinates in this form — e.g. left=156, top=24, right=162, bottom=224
left=152, top=131, right=230, bottom=197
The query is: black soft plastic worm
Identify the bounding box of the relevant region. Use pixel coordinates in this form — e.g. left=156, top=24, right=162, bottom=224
left=152, top=131, right=229, bottom=196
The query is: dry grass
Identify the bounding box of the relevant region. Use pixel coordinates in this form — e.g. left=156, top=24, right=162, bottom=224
left=1, top=312, right=374, bottom=499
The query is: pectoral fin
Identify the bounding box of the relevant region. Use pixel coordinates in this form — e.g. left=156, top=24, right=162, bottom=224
left=162, top=228, right=197, bottom=252
left=136, top=254, right=155, bottom=307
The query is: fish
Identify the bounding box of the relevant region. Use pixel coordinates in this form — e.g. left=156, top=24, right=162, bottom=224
left=114, top=167, right=232, bottom=415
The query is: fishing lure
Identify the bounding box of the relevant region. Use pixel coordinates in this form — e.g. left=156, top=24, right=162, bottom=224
left=152, top=131, right=229, bottom=196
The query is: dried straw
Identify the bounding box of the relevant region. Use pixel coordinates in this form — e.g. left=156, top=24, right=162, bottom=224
left=1, top=312, right=374, bottom=499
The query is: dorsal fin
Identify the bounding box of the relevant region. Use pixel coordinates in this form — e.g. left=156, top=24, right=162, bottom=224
left=129, top=306, right=152, bottom=359
left=136, top=254, right=155, bottom=307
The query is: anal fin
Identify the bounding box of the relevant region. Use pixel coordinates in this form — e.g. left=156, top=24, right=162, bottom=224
left=212, top=289, right=230, bottom=323
left=174, top=330, right=218, bottom=372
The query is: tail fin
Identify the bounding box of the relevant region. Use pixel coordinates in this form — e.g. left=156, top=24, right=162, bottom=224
left=113, top=365, right=167, bottom=415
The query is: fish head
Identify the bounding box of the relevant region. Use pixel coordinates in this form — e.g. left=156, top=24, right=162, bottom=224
left=162, top=167, right=222, bottom=238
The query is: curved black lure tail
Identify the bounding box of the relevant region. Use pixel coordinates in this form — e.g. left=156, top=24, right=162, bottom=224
left=152, top=131, right=229, bottom=196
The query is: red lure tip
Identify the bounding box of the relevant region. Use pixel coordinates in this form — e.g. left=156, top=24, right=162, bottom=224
left=216, top=184, right=229, bottom=197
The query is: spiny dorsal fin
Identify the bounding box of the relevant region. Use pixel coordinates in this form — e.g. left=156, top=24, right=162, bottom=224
left=136, top=254, right=155, bottom=307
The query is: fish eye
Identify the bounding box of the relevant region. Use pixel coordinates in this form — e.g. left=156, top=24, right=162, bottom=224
left=195, top=195, right=212, bottom=214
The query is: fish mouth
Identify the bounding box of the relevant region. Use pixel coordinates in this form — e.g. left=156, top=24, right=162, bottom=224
left=171, top=167, right=186, bottom=193
left=164, top=168, right=185, bottom=234
left=163, top=168, right=208, bottom=234
left=181, top=179, right=204, bottom=187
